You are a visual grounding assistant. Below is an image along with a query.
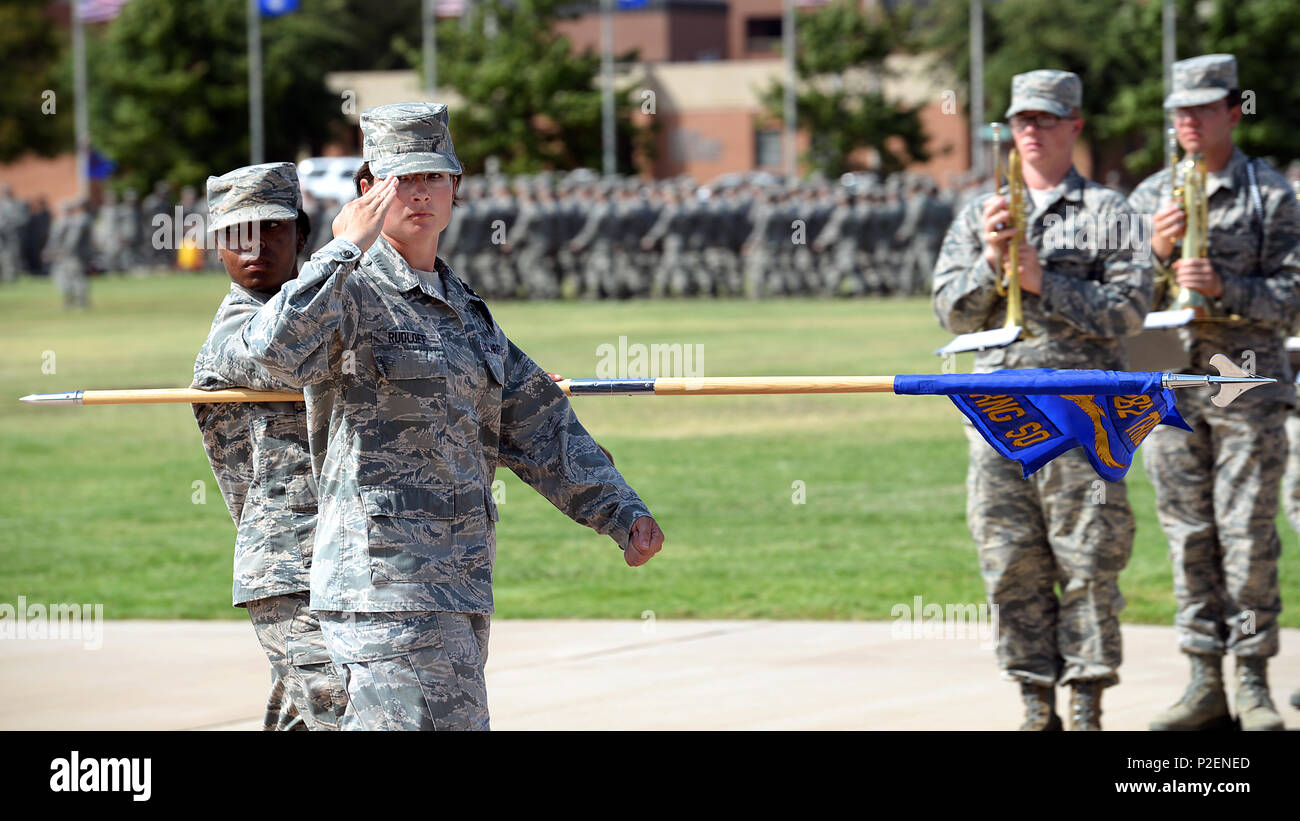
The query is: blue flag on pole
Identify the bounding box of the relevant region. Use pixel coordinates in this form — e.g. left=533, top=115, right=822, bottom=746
left=260, top=0, right=299, bottom=17
left=894, top=369, right=1192, bottom=481
left=87, top=148, right=116, bottom=180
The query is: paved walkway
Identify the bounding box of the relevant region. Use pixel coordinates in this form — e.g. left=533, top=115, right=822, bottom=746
left=2, top=620, right=1297, bottom=730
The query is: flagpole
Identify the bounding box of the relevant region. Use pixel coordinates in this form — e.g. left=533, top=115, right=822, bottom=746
left=248, top=0, right=264, bottom=164
left=783, top=0, right=796, bottom=179
left=423, top=0, right=437, bottom=98
left=969, top=0, right=984, bottom=176
left=72, top=0, right=90, bottom=197
left=1163, top=0, right=1175, bottom=139
left=601, top=0, right=615, bottom=177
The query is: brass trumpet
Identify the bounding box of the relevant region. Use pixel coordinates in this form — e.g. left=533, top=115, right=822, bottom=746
left=990, top=122, right=1027, bottom=331
left=1161, top=127, right=1214, bottom=318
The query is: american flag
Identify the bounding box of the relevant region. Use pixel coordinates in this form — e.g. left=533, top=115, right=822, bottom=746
left=79, top=0, right=130, bottom=24
left=435, top=0, right=464, bottom=17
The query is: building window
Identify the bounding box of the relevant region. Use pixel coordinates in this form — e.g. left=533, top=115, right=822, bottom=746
left=745, top=17, right=783, bottom=54
left=755, top=129, right=783, bottom=169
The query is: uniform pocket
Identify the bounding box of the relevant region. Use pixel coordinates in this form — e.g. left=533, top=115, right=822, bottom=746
left=361, top=485, right=462, bottom=584
left=252, top=411, right=318, bottom=511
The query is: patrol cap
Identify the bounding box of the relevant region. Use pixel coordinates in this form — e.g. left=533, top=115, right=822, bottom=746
left=206, top=162, right=301, bottom=233
left=1005, top=70, right=1082, bottom=118
left=1164, top=54, right=1237, bottom=109
left=361, top=102, right=463, bottom=178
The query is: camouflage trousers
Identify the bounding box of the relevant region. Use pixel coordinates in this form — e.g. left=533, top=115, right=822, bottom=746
left=0, top=239, right=20, bottom=282
left=516, top=246, right=559, bottom=300
left=743, top=250, right=770, bottom=299
left=704, top=247, right=741, bottom=296
left=246, top=592, right=348, bottom=731
left=581, top=246, right=616, bottom=299
left=52, top=258, right=88, bottom=308
left=964, top=427, right=1135, bottom=688
left=319, top=610, right=491, bottom=731
left=1142, top=399, right=1284, bottom=658
left=1283, top=414, right=1300, bottom=538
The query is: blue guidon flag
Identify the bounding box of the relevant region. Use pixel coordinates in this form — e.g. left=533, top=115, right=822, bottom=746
left=894, top=369, right=1192, bottom=481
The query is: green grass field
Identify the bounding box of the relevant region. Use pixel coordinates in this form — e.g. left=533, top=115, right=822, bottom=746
left=2, top=272, right=1297, bottom=625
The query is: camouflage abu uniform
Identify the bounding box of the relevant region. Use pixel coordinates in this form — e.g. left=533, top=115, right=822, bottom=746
left=1128, top=56, right=1300, bottom=730
left=212, top=104, right=653, bottom=731
left=194, top=163, right=347, bottom=731
left=932, top=71, right=1152, bottom=728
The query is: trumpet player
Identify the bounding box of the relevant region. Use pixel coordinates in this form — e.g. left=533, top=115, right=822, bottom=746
left=932, top=71, right=1151, bottom=730
left=1129, top=54, right=1300, bottom=732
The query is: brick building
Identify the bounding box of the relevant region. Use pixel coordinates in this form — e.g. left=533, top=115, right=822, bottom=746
left=554, top=0, right=971, bottom=182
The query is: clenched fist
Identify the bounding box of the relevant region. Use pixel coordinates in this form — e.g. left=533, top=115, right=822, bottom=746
left=624, top=516, right=665, bottom=567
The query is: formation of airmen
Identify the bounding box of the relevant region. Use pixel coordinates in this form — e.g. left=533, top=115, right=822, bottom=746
left=439, top=171, right=954, bottom=300
left=3, top=171, right=958, bottom=305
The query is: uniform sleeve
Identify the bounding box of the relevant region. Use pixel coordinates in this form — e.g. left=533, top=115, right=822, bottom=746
left=1039, top=194, right=1152, bottom=338
left=814, top=206, right=844, bottom=246
left=1217, top=180, right=1300, bottom=329
left=219, top=238, right=363, bottom=388
left=931, top=196, right=1002, bottom=334
left=194, top=300, right=308, bottom=392
left=642, top=205, right=673, bottom=245
left=570, top=206, right=603, bottom=250
left=497, top=339, right=651, bottom=551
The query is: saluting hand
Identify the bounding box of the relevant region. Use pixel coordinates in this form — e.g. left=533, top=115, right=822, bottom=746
left=624, top=516, right=665, bottom=567
left=333, top=176, right=398, bottom=252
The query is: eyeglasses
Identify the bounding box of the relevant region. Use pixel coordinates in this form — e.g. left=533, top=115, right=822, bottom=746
left=1008, top=113, right=1073, bottom=131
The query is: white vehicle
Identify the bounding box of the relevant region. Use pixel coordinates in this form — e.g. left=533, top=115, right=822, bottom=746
left=297, top=156, right=363, bottom=205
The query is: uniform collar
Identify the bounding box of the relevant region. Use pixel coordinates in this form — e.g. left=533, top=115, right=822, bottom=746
left=1025, top=165, right=1084, bottom=209
left=229, top=281, right=274, bottom=304
left=1206, top=146, right=1248, bottom=197
left=369, top=235, right=454, bottom=305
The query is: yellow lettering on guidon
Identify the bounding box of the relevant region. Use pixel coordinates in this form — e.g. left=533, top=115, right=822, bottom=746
left=1114, top=394, right=1153, bottom=419
left=1004, top=422, right=1052, bottom=447
left=970, top=394, right=1026, bottom=423
left=1124, top=410, right=1161, bottom=446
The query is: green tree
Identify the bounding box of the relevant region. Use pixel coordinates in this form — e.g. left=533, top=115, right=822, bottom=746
left=87, top=0, right=353, bottom=190
left=0, top=0, right=71, bottom=162
left=924, top=0, right=1300, bottom=185
left=398, top=0, right=653, bottom=174
left=759, top=1, right=930, bottom=178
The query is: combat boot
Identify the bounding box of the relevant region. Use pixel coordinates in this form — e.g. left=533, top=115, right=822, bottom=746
left=1069, top=681, right=1102, bottom=731
left=1149, top=653, right=1233, bottom=731
left=1019, top=681, right=1061, bottom=731
left=1235, top=657, right=1284, bottom=731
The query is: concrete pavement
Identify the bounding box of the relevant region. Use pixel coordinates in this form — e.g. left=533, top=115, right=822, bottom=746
left=2, top=620, right=1297, bottom=730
